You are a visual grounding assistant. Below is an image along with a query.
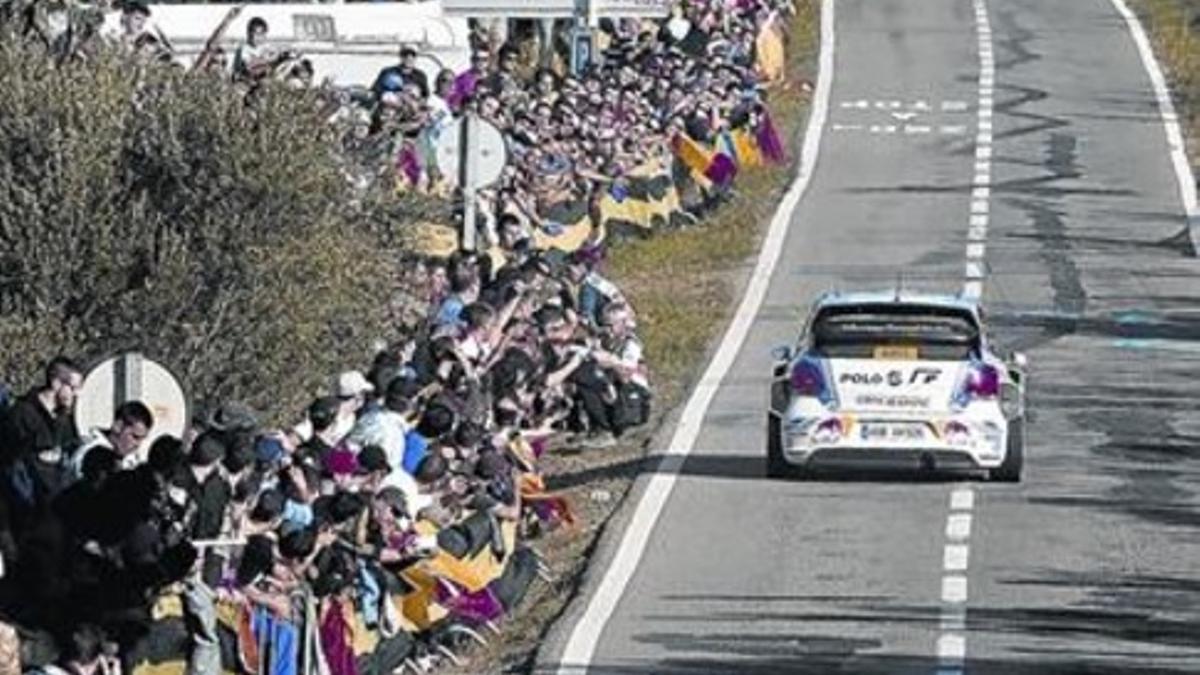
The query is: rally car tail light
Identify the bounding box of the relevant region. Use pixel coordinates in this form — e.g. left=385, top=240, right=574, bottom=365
left=790, top=356, right=836, bottom=407
left=952, top=362, right=1000, bottom=408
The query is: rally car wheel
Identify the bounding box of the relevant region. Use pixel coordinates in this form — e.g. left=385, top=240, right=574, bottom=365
left=767, top=413, right=812, bottom=480
left=991, top=418, right=1024, bottom=483
left=766, top=413, right=790, bottom=479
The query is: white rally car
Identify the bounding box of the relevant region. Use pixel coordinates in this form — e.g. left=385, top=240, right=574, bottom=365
left=767, top=291, right=1026, bottom=481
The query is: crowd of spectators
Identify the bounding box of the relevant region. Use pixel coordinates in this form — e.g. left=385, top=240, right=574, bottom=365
left=0, top=0, right=795, bottom=672
left=24, top=0, right=791, bottom=242
left=0, top=241, right=650, bottom=672
left=362, top=0, right=793, bottom=242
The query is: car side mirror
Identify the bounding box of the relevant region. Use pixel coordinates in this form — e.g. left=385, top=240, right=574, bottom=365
left=771, top=345, right=793, bottom=362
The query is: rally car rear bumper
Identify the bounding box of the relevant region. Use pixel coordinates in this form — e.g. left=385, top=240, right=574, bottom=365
left=777, top=412, right=1009, bottom=472
left=799, top=446, right=985, bottom=473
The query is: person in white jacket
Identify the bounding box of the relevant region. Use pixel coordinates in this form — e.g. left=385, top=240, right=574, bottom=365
left=346, top=376, right=432, bottom=514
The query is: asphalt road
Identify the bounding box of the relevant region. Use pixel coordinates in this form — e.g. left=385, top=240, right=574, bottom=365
left=537, top=0, right=1200, bottom=673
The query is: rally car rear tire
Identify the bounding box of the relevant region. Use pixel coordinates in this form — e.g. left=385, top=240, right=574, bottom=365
left=767, top=414, right=811, bottom=479
left=767, top=414, right=790, bottom=478
left=991, top=418, right=1024, bottom=483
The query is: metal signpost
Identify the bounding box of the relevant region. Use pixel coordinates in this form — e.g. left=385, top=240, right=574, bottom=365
left=459, top=113, right=480, bottom=250
left=439, top=0, right=670, bottom=250
left=435, top=115, right=508, bottom=251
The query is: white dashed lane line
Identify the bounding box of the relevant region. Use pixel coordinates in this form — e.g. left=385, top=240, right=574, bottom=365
left=938, top=488, right=977, bottom=673
left=939, top=1, right=993, bottom=672
left=963, top=0, right=994, bottom=303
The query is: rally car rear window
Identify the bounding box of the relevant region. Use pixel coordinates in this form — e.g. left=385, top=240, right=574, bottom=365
left=811, top=304, right=980, bottom=360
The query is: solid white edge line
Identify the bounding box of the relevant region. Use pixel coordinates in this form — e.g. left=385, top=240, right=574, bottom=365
left=1106, top=0, right=1200, bottom=252
left=552, top=1, right=837, bottom=671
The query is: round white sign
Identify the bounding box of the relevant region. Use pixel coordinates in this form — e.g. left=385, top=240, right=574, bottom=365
left=74, top=353, right=189, bottom=464
left=434, top=116, right=508, bottom=189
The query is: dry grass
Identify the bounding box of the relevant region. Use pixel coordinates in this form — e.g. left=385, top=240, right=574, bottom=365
left=449, top=4, right=821, bottom=672
left=1135, top=0, right=1200, bottom=159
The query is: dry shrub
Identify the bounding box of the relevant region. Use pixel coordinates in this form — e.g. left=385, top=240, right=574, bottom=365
left=0, top=39, right=410, bottom=421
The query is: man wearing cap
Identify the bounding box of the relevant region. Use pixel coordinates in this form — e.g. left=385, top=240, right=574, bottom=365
left=174, top=431, right=231, bottom=585
left=333, top=370, right=373, bottom=440
left=372, top=45, right=429, bottom=101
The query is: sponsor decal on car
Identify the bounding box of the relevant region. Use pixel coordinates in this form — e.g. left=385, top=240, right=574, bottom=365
left=839, top=372, right=885, bottom=385
left=839, top=368, right=942, bottom=387
left=855, top=394, right=931, bottom=409
left=909, top=367, right=940, bottom=385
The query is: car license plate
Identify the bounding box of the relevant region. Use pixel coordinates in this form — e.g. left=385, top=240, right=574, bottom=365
left=860, top=423, right=926, bottom=442
left=874, top=345, right=919, bottom=360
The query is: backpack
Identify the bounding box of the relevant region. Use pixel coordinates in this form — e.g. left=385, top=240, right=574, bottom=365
left=613, top=381, right=651, bottom=432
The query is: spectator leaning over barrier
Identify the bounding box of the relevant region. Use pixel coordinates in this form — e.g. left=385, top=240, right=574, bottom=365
left=176, top=431, right=231, bottom=583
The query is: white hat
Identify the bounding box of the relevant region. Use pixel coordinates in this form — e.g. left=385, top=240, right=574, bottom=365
left=335, top=370, right=375, bottom=398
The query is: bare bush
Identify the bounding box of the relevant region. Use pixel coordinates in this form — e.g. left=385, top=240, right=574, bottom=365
left=0, top=39, right=410, bottom=421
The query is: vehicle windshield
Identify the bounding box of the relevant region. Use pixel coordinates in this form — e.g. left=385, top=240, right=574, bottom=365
left=811, top=303, right=980, bottom=360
